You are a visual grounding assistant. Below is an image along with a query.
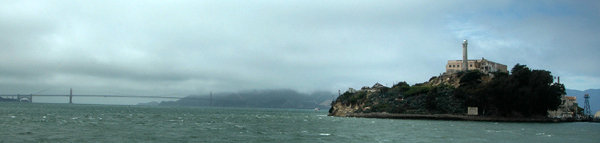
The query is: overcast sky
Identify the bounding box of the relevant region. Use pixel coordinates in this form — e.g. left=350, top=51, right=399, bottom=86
left=1, top=0, right=599, bottom=104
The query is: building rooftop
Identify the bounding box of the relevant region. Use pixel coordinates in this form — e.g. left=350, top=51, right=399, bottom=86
left=566, top=96, right=576, bottom=101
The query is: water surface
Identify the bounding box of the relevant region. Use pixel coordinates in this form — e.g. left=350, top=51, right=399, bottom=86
left=1, top=103, right=598, bottom=142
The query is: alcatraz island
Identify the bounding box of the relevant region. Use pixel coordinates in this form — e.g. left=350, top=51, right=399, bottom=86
left=328, top=40, right=578, bottom=122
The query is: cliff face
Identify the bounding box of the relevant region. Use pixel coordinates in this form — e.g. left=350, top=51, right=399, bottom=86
left=423, top=73, right=462, bottom=88
left=328, top=84, right=385, bottom=116
left=328, top=101, right=361, bottom=117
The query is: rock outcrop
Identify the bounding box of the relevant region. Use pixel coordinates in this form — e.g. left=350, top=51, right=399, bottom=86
left=423, top=73, right=462, bottom=88
left=328, top=102, right=361, bottom=117
left=328, top=83, right=390, bottom=116
left=423, top=72, right=492, bottom=88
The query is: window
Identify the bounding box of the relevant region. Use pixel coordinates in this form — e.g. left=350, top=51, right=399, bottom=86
left=457, top=65, right=460, bottom=68
left=470, top=64, right=473, bottom=67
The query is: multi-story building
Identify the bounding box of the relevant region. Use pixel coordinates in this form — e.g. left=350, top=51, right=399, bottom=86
left=446, top=57, right=508, bottom=74
left=446, top=40, right=508, bottom=74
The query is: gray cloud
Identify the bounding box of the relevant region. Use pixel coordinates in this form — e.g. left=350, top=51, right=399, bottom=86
left=0, top=0, right=598, bottom=104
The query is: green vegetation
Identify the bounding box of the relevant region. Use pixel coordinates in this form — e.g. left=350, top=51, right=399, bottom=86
left=404, top=86, right=431, bottom=97
left=332, top=64, right=565, bottom=117
left=462, top=64, right=564, bottom=117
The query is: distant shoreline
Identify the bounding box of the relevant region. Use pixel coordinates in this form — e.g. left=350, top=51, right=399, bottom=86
left=338, top=112, right=589, bottom=123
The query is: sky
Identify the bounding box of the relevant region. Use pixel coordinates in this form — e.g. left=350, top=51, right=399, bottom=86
left=1, top=0, right=599, bottom=104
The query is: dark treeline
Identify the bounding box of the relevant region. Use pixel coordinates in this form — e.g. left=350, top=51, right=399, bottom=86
left=333, top=64, right=565, bottom=117
left=160, top=89, right=333, bottom=109
left=458, top=64, right=564, bottom=117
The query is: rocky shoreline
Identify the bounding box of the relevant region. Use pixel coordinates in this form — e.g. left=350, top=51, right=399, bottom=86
left=339, top=112, right=587, bottom=123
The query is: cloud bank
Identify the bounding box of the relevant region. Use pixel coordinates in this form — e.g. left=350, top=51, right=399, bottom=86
left=1, top=1, right=598, bottom=104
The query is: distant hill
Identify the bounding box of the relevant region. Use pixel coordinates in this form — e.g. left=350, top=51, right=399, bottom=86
left=137, top=101, right=160, bottom=106
left=565, top=89, right=600, bottom=114
left=159, top=89, right=333, bottom=109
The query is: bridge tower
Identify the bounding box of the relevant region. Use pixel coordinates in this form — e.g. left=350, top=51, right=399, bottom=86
left=584, top=94, right=591, bottom=117
left=16, top=94, right=32, bottom=102
left=69, top=88, right=73, bottom=104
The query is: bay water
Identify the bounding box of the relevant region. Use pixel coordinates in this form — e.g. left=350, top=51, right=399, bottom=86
left=1, top=103, right=598, bottom=142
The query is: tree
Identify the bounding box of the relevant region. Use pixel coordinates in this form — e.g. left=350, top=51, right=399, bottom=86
left=511, top=63, right=528, bottom=74
left=474, top=64, right=564, bottom=117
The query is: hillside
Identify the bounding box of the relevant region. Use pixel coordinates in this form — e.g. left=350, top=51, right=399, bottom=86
left=329, top=64, right=565, bottom=118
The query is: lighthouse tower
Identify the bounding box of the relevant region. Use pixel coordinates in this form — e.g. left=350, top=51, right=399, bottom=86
left=462, top=39, right=468, bottom=71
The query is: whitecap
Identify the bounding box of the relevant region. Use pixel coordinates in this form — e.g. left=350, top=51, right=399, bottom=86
left=319, top=133, right=331, bottom=136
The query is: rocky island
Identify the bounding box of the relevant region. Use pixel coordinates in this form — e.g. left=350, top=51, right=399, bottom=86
left=328, top=64, right=569, bottom=122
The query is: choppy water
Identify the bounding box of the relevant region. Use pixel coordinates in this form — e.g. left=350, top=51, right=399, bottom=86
left=1, top=103, right=599, bottom=142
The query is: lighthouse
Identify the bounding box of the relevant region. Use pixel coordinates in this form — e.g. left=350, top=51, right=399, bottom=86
left=462, top=39, right=468, bottom=71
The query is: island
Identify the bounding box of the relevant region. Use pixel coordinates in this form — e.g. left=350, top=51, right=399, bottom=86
left=328, top=64, right=574, bottom=122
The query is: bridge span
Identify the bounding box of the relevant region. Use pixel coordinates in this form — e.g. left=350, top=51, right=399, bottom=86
left=0, top=89, right=211, bottom=104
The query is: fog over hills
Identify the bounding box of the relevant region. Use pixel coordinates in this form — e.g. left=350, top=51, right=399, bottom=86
left=159, top=89, right=333, bottom=109
left=153, top=86, right=600, bottom=114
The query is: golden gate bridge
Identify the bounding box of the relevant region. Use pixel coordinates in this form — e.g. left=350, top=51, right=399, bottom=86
left=0, top=88, right=215, bottom=104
